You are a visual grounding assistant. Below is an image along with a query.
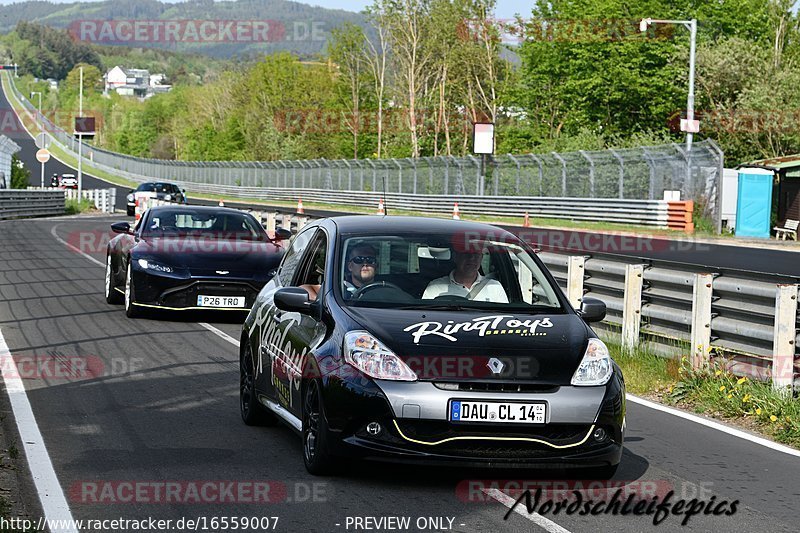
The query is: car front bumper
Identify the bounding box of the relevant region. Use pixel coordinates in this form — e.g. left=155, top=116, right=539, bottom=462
left=131, top=268, right=264, bottom=311
left=320, top=370, right=625, bottom=468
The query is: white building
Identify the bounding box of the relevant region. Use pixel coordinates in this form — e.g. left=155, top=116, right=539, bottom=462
left=103, top=66, right=172, bottom=98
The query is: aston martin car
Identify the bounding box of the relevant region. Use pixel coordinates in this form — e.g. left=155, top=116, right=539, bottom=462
left=239, top=216, right=625, bottom=477
left=126, top=182, right=187, bottom=216
left=105, top=205, right=291, bottom=318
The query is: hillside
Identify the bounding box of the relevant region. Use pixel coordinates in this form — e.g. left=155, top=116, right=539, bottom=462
left=0, top=0, right=367, bottom=59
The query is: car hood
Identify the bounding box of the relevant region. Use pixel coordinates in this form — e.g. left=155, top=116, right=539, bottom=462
left=136, top=237, right=282, bottom=277
left=342, top=307, right=590, bottom=384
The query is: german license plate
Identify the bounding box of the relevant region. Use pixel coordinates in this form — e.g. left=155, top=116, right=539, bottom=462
left=196, top=295, right=246, bottom=308
left=449, top=400, right=546, bottom=424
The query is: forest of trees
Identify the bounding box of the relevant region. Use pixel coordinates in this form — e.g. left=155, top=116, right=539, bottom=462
left=6, top=0, right=800, bottom=165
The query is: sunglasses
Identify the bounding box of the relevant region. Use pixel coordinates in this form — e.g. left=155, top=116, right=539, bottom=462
left=349, top=256, right=377, bottom=265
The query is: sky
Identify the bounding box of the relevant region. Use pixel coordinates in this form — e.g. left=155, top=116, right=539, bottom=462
left=0, top=0, right=535, bottom=20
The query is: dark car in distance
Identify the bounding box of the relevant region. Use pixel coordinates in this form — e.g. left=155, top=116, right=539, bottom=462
left=239, top=216, right=625, bottom=477
left=127, top=182, right=187, bottom=216
left=105, top=205, right=291, bottom=318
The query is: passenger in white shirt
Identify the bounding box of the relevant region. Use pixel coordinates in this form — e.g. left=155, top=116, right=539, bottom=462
left=422, top=250, right=508, bottom=303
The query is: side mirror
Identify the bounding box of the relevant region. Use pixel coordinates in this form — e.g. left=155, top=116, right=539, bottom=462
left=111, top=221, right=133, bottom=235
left=578, top=297, right=606, bottom=323
left=274, top=287, right=313, bottom=314
left=273, top=227, right=293, bottom=242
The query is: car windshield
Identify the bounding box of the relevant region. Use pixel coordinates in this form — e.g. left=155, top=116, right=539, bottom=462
left=142, top=209, right=267, bottom=240
left=137, top=183, right=173, bottom=193
left=338, top=232, right=564, bottom=311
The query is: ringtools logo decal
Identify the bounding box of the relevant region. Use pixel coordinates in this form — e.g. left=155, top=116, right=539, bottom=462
left=403, top=315, right=554, bottom=344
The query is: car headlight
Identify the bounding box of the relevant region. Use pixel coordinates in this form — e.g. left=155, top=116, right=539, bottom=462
left=137, top=258, right=173, bottom=273
left=126, top=193, right=134, bottom=202
left=344, top=331, right=417, bottom=381
left=164, top=194, right=172, bottom=201
left=571, top=338, right=613, bottom=386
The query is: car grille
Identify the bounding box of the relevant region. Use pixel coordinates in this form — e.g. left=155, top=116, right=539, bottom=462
left=160, top=281, right=258, bottom=308
left=433, top=382, right=559, bottom=394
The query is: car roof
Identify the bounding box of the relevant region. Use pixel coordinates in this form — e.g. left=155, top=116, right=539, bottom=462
left=329, top=215, right=516, bottom=237
left=147, top=205, right=250, bottom=216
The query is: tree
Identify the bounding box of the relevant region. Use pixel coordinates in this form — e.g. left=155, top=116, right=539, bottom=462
left=10, top=154, right=30, bottom=189
left=329, top=23, right=369, bottom=159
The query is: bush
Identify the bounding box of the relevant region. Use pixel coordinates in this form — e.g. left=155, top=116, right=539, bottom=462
left=10, top=154, right=30, bottom=189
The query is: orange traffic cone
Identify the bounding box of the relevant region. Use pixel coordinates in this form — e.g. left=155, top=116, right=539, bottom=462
left=523, top=212, right=530, bottom=227
left=377, top=198, right=385, bottom=215
left=452, top=202, right=460, bottom=220
left=218, top=199, right=225, bottom=207
left=297, top=197, right=305, bottom=214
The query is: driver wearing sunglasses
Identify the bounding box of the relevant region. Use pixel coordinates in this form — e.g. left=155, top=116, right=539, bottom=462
left=343, top=244, right=378, bottom=298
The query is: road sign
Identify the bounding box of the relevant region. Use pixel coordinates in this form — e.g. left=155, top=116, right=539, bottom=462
left=36, top=149, right=50, bottom=163
left=35, top=132, right=51, bottom=149
left=680, top=119, right=700, bottom=133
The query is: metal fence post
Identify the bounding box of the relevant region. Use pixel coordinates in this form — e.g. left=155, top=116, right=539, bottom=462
left=508, top=154, right=521, bottom=194
left=690, top=273, right=714, bottom=370
left=529, top=154, right=543, bottom=196
left=622, top=264, right=645, bottom=352
left=566, top=256, right=585, bottom=309
left=443, top=156, right=450, bottom=195
left=393, top=158, right=402, bottom=193
left=610, top=149, right=624, bottom=199
left=772, top=284, right=798, bottom=395
left=579, top=150, right=595, bottom=197
left=552, top=152, right=567, bottom=196
left=641, top=147, right=657, bottom=200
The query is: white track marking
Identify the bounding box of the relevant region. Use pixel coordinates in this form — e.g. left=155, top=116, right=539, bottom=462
left=0, top=328, right=79, bottom=533
left=47, top=220, right=800, bottom=459
left=627, top=394, right=800, bottom=458
left=50, top=224, right=104, bottom=267
left=198, top=322, right=240, bottom=347
left=483, top=488, right=572, bottom=533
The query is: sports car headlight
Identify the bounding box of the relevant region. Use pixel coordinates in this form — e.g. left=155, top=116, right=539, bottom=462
left=164, top=194, right=172, bottom=201
left=344, top=331, right=417, bottom=381
left=137, top=258, right=173, bottom=273
left=126, top=193, right=134, bottom=202
left=571, top=338, right=613, bottom=386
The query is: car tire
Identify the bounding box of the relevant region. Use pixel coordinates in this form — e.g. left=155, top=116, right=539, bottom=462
left=302, top=380, right=335, bottom=476
left=124, top=261, right=142, bottom=318
left=240, top=342, right=277, bottom=426
left=105, top=254, right=123, bottom=304
left=584, top=464, right=618, bottom=480
left=127, top=207, right=134, bottom=216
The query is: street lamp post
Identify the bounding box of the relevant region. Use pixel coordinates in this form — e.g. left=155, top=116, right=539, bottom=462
left=640, top=18, right=698, bottom=192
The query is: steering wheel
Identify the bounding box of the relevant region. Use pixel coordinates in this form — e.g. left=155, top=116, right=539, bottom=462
left=351, top=281, right=404, bottom=299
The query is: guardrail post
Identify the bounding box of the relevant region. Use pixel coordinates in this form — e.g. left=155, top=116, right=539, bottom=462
left=622, top=264, right=645, bottom=352
left=690, top=273, right=714, bottom=370
left=772, top=284, right=798, bottom=395
left=566, top=256, right=585, bottom=309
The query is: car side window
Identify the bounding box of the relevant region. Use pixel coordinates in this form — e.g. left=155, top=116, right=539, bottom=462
left=276, top=226, right=316, bottom=287
left=294, top=232, right=327, bottom=301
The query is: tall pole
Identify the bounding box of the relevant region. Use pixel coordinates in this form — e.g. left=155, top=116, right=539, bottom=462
left=32, top=91, right=43, bottom=187
left=77, top=66, right=83, bottom=198
left=686, top=19, right=697, bottom=193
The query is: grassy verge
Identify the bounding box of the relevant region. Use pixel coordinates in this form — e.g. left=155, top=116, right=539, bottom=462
left=608, top=340, right=800, bottom=449
left=64, top=198, right=96, bottom=215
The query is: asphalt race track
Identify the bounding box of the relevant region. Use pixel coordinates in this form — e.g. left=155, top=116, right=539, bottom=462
left=0, top=214, right=798, bottom=533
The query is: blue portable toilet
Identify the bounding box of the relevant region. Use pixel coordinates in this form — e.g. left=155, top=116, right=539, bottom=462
left=735, top=168, right=774, bottom=238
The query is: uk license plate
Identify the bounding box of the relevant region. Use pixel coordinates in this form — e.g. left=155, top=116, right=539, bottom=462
left=196, top=295, right=246, bottom=308
left=449, top=400, right=546, bottom=424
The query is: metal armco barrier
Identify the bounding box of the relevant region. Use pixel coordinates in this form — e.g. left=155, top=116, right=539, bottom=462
left=539, top=252, right=800, bottom=392
left=0, top=189, right=64, bottom=219
left=28, top=187, right=116, bottom=214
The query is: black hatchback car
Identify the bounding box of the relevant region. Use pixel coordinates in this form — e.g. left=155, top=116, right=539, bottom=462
left=240, top=216, right=625, bottom=476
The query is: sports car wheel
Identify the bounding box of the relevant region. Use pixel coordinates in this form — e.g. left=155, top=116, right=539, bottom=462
left=124, top=261, right=141, bottom=318
left=105, top=255, right=123, bottom=304
left=240, top=342, right=276, bottom=426
left=126, top=207, right=135, bottom=216
left=302, top=380, right=335, bottom=476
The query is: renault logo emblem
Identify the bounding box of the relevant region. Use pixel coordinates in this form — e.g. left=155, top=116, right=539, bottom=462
left=487, top=358, right=504, bottom=375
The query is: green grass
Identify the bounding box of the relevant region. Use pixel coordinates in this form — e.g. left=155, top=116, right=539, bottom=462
left=65, top=198, right=95, bottom=215
left=608, top=339, right=800, bottom=449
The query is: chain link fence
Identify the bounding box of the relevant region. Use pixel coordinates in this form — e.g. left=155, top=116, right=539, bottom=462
left=8, top=73, right=723, bottom=223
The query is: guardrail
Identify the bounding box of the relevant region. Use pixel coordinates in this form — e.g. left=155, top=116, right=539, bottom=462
left=539, top=252, right=799, bottom=393
left=28, top=187, right=116, bottom=214
left=0, top=189, right=64, bottom=219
